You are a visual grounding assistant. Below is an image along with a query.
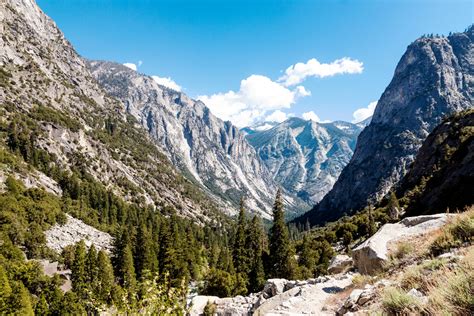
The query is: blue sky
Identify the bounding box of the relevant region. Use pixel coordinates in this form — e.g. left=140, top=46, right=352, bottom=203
left=37, top=0, right=473, bottom=126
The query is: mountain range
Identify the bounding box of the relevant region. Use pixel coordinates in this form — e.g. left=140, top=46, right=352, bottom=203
left=245, top=117, right=362, bottom=206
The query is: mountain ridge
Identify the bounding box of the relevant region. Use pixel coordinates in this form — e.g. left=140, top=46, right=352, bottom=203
left=295, top=27, right=474, bottom=226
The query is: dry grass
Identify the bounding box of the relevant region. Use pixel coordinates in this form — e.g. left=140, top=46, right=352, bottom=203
left=381, top=287, right=424, bottom=314
left=425, top=247, right=474, bottom=315
left=430, top=207, right=474, bottom=256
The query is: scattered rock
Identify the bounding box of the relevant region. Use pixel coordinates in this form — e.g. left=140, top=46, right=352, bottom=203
left=45, top=214, right=113, bottom=253
left=263, top=279, right=288, bottom=297
left=328, top=254, right=353, bottom=274
left=407, top=288, right=429, bottom=305
left=352, top=214, right=452, bottom=274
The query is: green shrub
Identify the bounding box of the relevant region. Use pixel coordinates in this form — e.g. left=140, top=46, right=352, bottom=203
left=382, top=287, right=423, bottom=314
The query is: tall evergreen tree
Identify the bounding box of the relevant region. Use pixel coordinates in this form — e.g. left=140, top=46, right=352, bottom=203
left=233, top=197, right=248, bottom=275
left=247, top=215, right=266, bottom=293
left=0, top=265, right=11, bottom=313
left=269, top=189, right=297, bottom=279
left=71, top=240, right=87, bottom=296
left=10, top=282, right=34, bottom=316
left=120, top=244, right=136, bottom=290
left=86, top=244, right=98, bottom=285
left=135, top=223, right=157, bottom=280
left=97, top=250, right=115, bottom=303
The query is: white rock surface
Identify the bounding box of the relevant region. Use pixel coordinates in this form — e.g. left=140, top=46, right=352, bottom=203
left=45, top=214, right=113, bottom=253
left=189, top=274, right=355, bottom=316
left=352, top=214, right=452, bottom=274
left=328, top=254, right=353, bottom=274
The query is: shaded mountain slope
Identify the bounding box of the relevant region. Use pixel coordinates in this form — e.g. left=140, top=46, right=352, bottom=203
left=398, top=109, right=474, bottom=216
left=295, top=27, right=474, bottom=226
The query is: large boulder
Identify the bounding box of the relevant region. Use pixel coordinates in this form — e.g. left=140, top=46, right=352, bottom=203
left=352, top=214, right=452, bottom=274
left=328, top=254, right=353, bottom=274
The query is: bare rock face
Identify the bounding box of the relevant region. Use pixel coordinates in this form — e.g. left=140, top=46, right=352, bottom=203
left=45, top=215, right=113, bottom=253
left=328, top=254, right=354, bottom=274
left=87, top=61, right=303, bottom=218
left=297, top=27, right=474, bottom=226
left=188, top=274, right=355, bottom=315
left=246, top=118, right=361, bottom=206
left=352, top=214, right=452, bottom=274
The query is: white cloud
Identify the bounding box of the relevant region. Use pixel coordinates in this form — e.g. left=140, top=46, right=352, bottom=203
left=152, top=75, right=182, bottom=92
left=138, top=60, right=143, bottom=67
left=279, top=57, right=364, bottom=86
left=198, top=74, right=308, bottom=127
left=302, top=111, right=321, bottom=122
left=265, top=110, right=288, bottom=123
left=255, top=123, right=274, bottom=131
left=352, top=101, right=377, bottom=123
left=123, top=62, right=137, bottom=71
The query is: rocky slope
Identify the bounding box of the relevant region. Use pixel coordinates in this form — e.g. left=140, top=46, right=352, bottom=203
left=397, top=109, right=474, bottom=216
left=87, top=61, right=301, bottom=218
left=246, top=117, right=361, bottom=205
left=296, top=27, right=474, bottom=226
left=0, top=0, right=226, bottom=222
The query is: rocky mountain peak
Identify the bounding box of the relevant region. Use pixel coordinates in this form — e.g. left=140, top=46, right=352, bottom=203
left=295, top=27, right=473, bottom=226
left=246, top=118, right=361, bottom=206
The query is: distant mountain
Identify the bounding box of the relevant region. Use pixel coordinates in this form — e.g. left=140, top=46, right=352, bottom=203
left=295, top=27, right=474, bottom=226
left=87, top=61, right=302, bottom=218
left=245, top=117, right=362, bottom=206
left=397, top=109, right=474, bottom=216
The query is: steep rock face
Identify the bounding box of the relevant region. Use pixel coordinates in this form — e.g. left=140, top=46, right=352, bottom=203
left=398, top=109, right=474, bottom=216
left=0, top=0, right=225, bottom=222
left=297, top=27, right=474, bottom=226
left=87, top=61, right=287, bottom=218
left=246, top=118, right=360, bottom=205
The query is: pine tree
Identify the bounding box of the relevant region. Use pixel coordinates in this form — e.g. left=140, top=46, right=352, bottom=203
left=387, top=192, right=400, bottom=221
left=0, top=265, right=11, bottom=313
left=135, top=223, right=157, bottom=280
left=97, top=250, right=115, bottom=303
left=71, top=240, right=87, bottom=296
left=247, top=216, right=266, bottom=293
left=233, top=197, right=248, bottom=275
left=120, top=244, right=136, bottom=290
left=86, top=244, right=98, bottom=285
left=269, top=189, right=297, bottom=279
left=35, top=294, right=49, bottom=315
left=10, top=282, right=34, bottom=316
left=367, top=205, right=377, bottom=235
left=298, top=234, right=319, bottom=278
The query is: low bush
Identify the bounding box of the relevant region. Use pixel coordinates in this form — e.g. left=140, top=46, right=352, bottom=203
left=382, top=287, right=424, bottom=314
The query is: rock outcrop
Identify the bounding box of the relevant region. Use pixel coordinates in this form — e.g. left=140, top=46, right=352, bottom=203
left=246, top=118, right=361, bottom=206
left=296, top=27, right=474, bottom=226
left=45, top=215, right=113, bottom=253
left=328, top=254, right=354, bottom=274
left=188, top=274, right=355, bottom=315
left=352, top=214, right=452, bottom=274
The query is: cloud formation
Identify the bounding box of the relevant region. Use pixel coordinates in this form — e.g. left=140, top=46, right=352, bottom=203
left=198, top=75, right=308, bottom=127
left=352, top=101, right=377, bottom=123
left=198, top=57, right=362, bottom=127
left=279, top=57, right=364, bottom=86
left=123, top=62, right=137, bottom=71
left=152, top=75, right=182, bottom=92
left=302, top=111, right=321, bottom=122
left=265, top=110, right=290, bottom=123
